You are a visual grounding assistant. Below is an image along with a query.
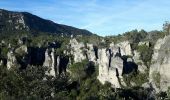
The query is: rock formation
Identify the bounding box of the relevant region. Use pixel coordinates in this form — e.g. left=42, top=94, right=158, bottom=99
left=68, top=39, right=140, bottom=88
left=69, top=39, right=86, bottom=63
left=150, top=35, right=170, bottom=92
left=43, top=48, right=57, bottom=77
left=86, top=43, right=96, bottom=62
left=133, top=50, right=147, bottom=73
left=0, top=59, right=3, bottom=66
left=5, top=36, right=170, bottom=92
left=115, top=41, right=132, bottom=56
left=97, top=48, right=124, bottom=88
left=7, top=50, right=18, bottom=69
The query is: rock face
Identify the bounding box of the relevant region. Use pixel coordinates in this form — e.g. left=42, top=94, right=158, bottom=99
left=69, top=39, right=140, bottom=88
left=7, top=50, right=18, bottom=69
left=15, top=45, right=28, bottom=54
left=150, top=35, right=170, bottom=92
left=97, top=48, right=124, bottom=88
left=15, top=45, right=31, bottom=68
left=69, top=38, right=98, bottom=63
left=4, top=38, right=146, bottom=89
left=97, top=41, right=134, bottom=88
left=43, top=48, right=69, bottom=77
left=7, top=45, right=31, bottom=69
left=8, top=36, right=170, bottom=92
left=0, top=59, right=3, bottom=66
left=69, top=39, right=125, bottom=87
left=133, top=50, right=147, bottom=73
left=43, top=48, right=59, bottom=77
left=115, top=41, right=132, bottom=56
left=69, top=39, right=86, bottom=63
left=86, top=43, right=96, bottom=62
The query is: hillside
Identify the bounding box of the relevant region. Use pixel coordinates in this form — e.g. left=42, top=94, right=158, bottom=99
left=1, top=8, right=170, bottom=100
left=0, top=9, right=93, bottom=36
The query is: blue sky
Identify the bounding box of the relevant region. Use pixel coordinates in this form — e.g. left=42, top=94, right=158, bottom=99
left=0, top=0, right=170, bottom=36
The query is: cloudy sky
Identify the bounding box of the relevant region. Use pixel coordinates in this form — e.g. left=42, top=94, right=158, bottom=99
left=0, top=0, right=170, bottom=36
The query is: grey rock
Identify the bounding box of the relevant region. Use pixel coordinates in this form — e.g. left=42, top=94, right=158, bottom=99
left=7, top=50, right=18, bottom=69
left=150, top=35, right=170, bottom=92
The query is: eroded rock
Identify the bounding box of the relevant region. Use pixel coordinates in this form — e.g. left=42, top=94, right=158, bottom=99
left=7, top=50, right=18, bottom=69
left=150, top=35, right=170, bottom=92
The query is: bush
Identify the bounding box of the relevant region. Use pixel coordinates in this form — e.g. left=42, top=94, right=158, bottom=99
left=137, top=44, right=153, bottom=67
left=152, top=71, right=161, bottom=88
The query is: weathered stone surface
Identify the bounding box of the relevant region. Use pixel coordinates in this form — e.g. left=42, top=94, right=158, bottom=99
left=150, top=35, right=170, bottom=92
left=43, top=49, right=56, bottom=77
left=69, top=39, right=86, bottom=62
left=116, top=41, right=132, bottom=56
left=133, top=50, right=147, bottom=73
left=86, top=43, right=96, bottom=62
left=15, top=45, right=28, bottom=55
left=7, top=50, right=18, bottom=69
left=50, top=48, right=56, bottom=76
left=97, top=48, right=124, bottom=88
left=0, top=60, right=3, bottom=66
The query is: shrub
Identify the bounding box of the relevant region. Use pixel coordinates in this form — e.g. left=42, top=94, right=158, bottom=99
left=137, top=44, right=153, bottom=67
left=152, top=71, right=161, bottom=88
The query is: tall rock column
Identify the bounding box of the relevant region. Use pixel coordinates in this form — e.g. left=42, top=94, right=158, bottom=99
left=7, top=50, right=18, bottom=69
left=150, top=35, right=170, bottom=92
left=69, top=39, right=86, bottom=63
left=97, top=48, right=124, bottom=88
left=43, top=48, right=56, bottom=77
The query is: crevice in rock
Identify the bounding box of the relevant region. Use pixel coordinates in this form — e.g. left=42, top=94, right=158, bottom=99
left=107, top=48, right=113, bottom=68
left=29, top=47, right=46, bottom=66
left=115, top=47, right=121, bottom=57
left=93, top=45, right=98, bottom=60
left=59, top=55, right=69, bottom=75
left=122, top=56, right=138, bottom=75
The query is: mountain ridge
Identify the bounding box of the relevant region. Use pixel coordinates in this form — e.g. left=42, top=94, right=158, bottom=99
left=0, top=9, right=93, bottom=36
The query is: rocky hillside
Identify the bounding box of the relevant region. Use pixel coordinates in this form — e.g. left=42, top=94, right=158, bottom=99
left=1, top=9, right=170, bottom=99
left=0, top=9, right=93, bottom=36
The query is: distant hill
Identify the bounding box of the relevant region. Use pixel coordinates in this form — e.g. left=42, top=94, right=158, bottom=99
left=0, top=9, right=93, bottom=36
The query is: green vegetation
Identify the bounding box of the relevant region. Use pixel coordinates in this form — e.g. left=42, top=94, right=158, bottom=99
left=1, top=10, right=170, bottom=99
left=152, top=71, right=161, bottom=88
left=123, top=70, right=148, bottom=87
left=137, top=44, right=153, bottom=67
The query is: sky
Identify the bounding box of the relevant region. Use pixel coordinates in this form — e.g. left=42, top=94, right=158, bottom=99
left=0, top=0, right=170, bottom=36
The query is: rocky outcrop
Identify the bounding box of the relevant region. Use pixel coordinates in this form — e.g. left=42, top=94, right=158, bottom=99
left=7, top=50, right=18, bottom=69
left=43, top=48, right=69, bottom=77
left=0, top=59, right=3, bottom=66
left=133, top=50, right=147, bottom=73
left=15, top=45, right=28, bottom=55
left=43, top=48, right=59, bottom=77
left=97, top=48, right=124, bottom=88
left=15, top=45, right=31, bottom=68
left=69, top=39, right=140, bottom=88
left=149, top=35, right=170, bottom=92
left=86, top=43, right=97, bottom=62
left=69, top=39, right=86, bottom=63
left=69, top=38, right=99, bottom=63
left=116, top=41, right=132, bottom=56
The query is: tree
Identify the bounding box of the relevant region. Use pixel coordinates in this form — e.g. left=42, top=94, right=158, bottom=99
left=163, top=21, right=170, bottom=35
left=69, top=59, right=88, bottom=83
